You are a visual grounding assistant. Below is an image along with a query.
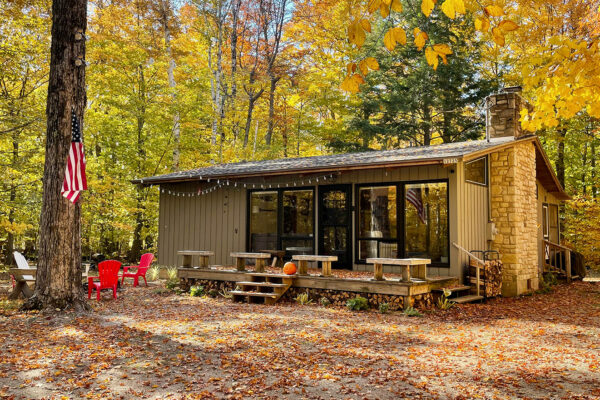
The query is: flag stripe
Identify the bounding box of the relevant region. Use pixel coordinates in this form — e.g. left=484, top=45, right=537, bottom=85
left=61, top=111, right=87, bottom=204
left=406, top=188, right=426, bottom=224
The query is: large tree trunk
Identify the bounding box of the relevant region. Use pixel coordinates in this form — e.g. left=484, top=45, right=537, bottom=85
left=265, top=75, right=280, bottom=146
left=556, top=127, right=566, bottom=188
left=23, top=0, right=88, bottom=311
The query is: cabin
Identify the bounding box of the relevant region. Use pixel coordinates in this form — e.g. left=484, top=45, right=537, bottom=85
left=134, top=87, right=568, bottom=299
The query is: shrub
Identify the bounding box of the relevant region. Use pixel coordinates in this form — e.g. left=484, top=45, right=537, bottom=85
left=165, top=278, right=178, bottom=290
left=537, top=272, right=558, bottom=294
left=166, top=266, right=178, bottom=281
left=190, top=285, right=205, bottom=297
left=319, top=297, right=331, bottom=307
left=220, top=289, right=233, bottom=299
left=346, top=296, right=369, bottom=311
left=295, top=291, right=313, bottom=305
left=148, top=265, right=160, bottom=281
left=437, top=288, right=455, bottom=310
left=402, top=306, right=422, bottom=317
left=208, top=289, right=219, bottom=298
left=378, top=302, right=390, bottom=314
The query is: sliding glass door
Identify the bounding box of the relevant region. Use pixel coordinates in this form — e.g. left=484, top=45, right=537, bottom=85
left=356, top=181, right=449, bottom=266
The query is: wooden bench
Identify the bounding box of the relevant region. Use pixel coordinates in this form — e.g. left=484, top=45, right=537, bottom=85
left=366, top=258, right=431, bottom=282
left=178, top=250, right=215, bottom=268
left=230, top=252, right=271, bottom=273
left=292, top=255, right=338, bottom=277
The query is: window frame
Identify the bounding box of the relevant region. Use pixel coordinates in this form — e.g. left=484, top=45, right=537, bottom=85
left=465, top=156, right=488, bottom=186
left=355, top=179, right=450, bottom=268
left=542, top=203, right=549, bottom=239
left=246, top=187, right=316, bottom=253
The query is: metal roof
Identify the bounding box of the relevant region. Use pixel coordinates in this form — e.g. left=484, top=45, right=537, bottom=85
left=133, top=136, right=518, bottom=185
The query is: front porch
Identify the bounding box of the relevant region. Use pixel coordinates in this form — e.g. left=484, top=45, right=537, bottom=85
left=177, top=266, right=461, bottom=310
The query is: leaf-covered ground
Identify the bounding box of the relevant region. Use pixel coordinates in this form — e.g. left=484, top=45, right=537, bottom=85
left=1, top=281, right=599, bottom=399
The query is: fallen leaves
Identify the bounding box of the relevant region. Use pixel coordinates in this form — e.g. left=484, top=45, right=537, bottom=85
left=0, top=281, right=599, bottom=398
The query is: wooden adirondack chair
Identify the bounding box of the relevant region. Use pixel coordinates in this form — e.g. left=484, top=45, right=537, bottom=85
left=88, top=260, right=121, bottom=300
left=8, top=251, right=36, bottom=300
left=121, top=253, right=154, bottom=287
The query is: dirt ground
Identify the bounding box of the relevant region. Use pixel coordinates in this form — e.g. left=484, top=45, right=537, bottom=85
left=1, top=280, right=599, bottom=399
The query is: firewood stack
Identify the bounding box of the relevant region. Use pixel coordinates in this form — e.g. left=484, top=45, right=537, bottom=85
left=468, top=258, right=503, bottom=298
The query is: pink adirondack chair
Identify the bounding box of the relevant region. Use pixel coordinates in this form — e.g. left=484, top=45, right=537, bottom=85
left=121, top=253, right=154, bottom=287
left=88, top=260, right=121, bottom=300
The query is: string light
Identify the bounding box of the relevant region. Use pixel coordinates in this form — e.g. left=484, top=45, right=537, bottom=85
left=154, top=172, right=341, bottom=198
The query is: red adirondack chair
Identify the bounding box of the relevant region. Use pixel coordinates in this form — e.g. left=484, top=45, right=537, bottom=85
left=121, top=253, right=154, bottom=287
left=88, top=260, right=121, bottom=300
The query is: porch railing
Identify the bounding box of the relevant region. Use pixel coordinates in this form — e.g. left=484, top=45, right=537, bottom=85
left=542, top=240, right=572, bottom=282
left=452, top=242, right=482, bottom=297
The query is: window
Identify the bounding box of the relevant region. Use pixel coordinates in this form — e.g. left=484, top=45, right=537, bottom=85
left=542, top=204, right=549, bottom=239
left=465, top=157, right=487, bottom=186
left=249, top=191, right=278, bottom=251
left=358, top=186, right=397, bottom=259
left=282, top=190, right=314, bottom=254
left=404, top=182, right=449, bottom=264
left=249, top=189, right=314, bottom=254
left=548, top=204, right=559, bottom=243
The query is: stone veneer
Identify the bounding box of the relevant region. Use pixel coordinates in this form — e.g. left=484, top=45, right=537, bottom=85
left=489, top=141, right=539, bottom=296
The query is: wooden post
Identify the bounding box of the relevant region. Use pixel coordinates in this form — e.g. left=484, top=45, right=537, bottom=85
left=414, top=264, right=427, bottom=280
left=236, top=257, right=246, bottom=271
left=297, top=260, right=308, bottom=275
left=476, top=265, right=481, bottom=297
left=566, top=249, right=572, bottom=283
left=401, top=266, right=411, bottom=283
left=373, top=263, right=383, bottom=281
left=321, top=261, right=332, bottom=277
left=182, top=254, right=192, bottom=268
left=255, top=258, right=266, bottom=273
left=199, top=255, right=208, bottom=268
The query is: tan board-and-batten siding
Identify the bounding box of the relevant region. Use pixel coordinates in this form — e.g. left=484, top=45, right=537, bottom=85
left=157, top=162, right=492, bottom=280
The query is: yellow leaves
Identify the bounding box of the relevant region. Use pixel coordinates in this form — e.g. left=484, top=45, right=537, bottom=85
left=475, top=18, right=490, bottom=32
left=413, top=28, right=429, bottom=51
left=421, top=0, right=435, bottom=17
left=358, top=57, right=379, bottom=75
left=383, top=27, right=406, bottom=51
left=340, top=74, right=366, bottom=94
left=380, top=2, right=390, bottom=18
left=491, top=27, right=505, bottom=46
left=360, top=19, right=372, bottom=33
left=440, top=0, right=465, bottom=19
left=484, top=5, right=504, bottom=17
left=347, top=20, right=366, bottom=48
left=368, top=0, right=381, bottom=14
left=425, top=44, right=453, bottom=69
left=498, top=20, right=518, bottom=32
left=391, top=0, right=403, bottom=13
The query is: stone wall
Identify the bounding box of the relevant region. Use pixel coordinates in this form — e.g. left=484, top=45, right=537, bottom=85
left=490, top=141, right=539, bottom=296
left=486, top=91, right=527, bottom=140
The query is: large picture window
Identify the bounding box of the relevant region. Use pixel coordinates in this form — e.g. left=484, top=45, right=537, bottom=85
left=404, top=182, right=449, bottom=264
left=358, top=186, right=397, bottom=260
left=356, top=180, right=449, bottom=266
left=249, top=189, right=314, bottom=254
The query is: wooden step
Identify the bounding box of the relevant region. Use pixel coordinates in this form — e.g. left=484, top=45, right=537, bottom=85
left=237, top=281, right=288, bottom=288
left=247, top=272, right=297, bottom=278
left=433, top=285, right=471, bottom=293
left=229, top=290, right=278, bottom=298
left=452, top=295, right=484, bottom=304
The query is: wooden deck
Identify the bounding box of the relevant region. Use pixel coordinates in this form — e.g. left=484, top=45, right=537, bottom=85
left=177, top=267, right=458, bottom=297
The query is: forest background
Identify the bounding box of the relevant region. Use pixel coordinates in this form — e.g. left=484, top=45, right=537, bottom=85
left=1, top=0, right=599, bottom=267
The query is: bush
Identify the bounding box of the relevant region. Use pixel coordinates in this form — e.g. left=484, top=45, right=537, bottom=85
left=537, top=272, right=558, bottom=294
left=166, top=266, right=178, bottom=281
left=378, top=302, right=390, bottom=314
left=319, top=297, right=331, bottom=307
left=148, top=265, right=160, bottom=281
left=190, top=285, right=205, bottom=297
left=165, top=278, right=178, bottom=290
left=295, top=291, right=313, bottom=305
left=437, top=288, right=455, bottom=310
left=346, top=296, right=369, bottom=311
left=402, top=306, right=422, bottom=317
left=208, top=289, right=219, bottom=298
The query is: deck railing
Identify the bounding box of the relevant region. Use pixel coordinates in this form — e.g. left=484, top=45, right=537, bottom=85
left=542, top=240, right=572, bottom=282
left=452, top=242, right=482, bottom=297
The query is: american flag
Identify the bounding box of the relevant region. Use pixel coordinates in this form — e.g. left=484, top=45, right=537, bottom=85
left=406, top=187, right=426, bottom=224
left=61, top=109, right=87, bottom=203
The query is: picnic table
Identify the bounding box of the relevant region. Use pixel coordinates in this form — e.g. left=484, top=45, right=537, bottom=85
left=230, top=252, right=270, bottom=273
left=178, top=250, right=215, bottom=268
left=366, top=258, right=430, bottom=282
left=292, top=255, right=338, bottom=277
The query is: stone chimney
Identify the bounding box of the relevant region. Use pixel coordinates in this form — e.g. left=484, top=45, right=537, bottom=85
left=486, top=86, right=526, bottom=140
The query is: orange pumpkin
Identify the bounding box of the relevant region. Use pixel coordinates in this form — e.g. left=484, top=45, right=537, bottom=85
left=283, top=262, right=297, bottom=275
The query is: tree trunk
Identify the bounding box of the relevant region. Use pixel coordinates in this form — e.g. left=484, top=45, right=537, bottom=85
left=265, top=75, right=279, bottom=146
left=23, top=0, right=88, bottom=311
left=591, top=140, right=596, bottom=199
left=556, top=127, right=566, bottom=188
